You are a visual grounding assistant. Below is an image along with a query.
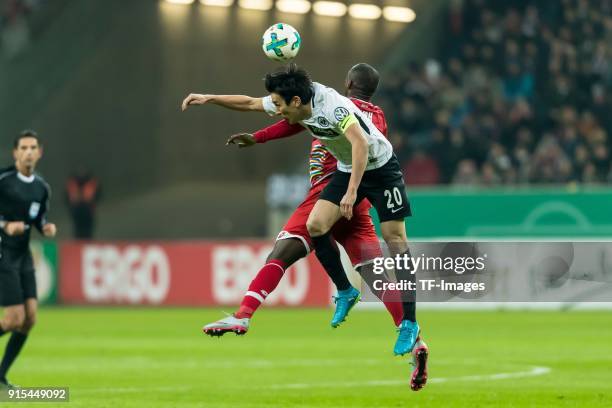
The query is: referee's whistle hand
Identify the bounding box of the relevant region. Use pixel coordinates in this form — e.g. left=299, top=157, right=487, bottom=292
left=42, top=223, right=57, bottom=238
left=4, top=222, right=26, bottom=236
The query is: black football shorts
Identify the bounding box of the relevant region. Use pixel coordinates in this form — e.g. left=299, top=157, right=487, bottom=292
left=320, top=154, right=412, bottom=222
left=0, top=246, right=37, bottom=306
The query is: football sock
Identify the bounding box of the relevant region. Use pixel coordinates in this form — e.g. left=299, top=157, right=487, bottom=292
left=358, top=263, right=404, bottom=326
left=0, top=332, right=28, bottom=381
left=312, top=231, right=352, bottom=291
left=0, top=325, right=5, bottom=337
left=236, top=259, right=286, bottom=319
left=397, top=248, right=417, bottom=322
left=402, top=299, right=417, bottom=323
left=384, top=298, right=404, bottom=326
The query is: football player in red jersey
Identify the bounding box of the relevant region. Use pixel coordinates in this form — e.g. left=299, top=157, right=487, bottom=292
left=190, top=64, right=428, bottom=391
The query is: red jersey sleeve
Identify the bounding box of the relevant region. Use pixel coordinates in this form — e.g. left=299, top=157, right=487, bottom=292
left=253, top=120, right=305, bottom=143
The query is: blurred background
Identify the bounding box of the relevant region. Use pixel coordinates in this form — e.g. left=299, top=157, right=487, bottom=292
left=1, top=0, right=611, bottom=308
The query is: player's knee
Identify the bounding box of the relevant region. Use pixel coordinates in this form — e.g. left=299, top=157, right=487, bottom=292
left=266, top=249, right=291, bottom=265
left=21, top=314, right=37, bottom=333
left=3, top=311, right=26, bottom=331
left=382, top=230, right=408, bottom=245
left=267, top=238, right=308, bottom=265
left=306, top=219, right=329, bottom=237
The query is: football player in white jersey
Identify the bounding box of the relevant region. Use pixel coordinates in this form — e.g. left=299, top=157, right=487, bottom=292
left=182, top=63, right=420, bottom=355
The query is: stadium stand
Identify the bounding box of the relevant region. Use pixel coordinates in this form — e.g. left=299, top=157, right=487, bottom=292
left=381, top=0, right=612, bottom=185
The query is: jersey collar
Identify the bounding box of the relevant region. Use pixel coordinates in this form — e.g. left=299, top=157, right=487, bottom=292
left=17, top=172, right=35, bottom=183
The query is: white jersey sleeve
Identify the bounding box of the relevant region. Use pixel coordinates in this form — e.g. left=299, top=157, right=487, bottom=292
left=261, top=96, right=278, bottom=116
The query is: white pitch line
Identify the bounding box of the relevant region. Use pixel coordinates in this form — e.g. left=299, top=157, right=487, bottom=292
left=72, top=366, right=551, bottom=395
left=269, top=366, right=552, bottom=389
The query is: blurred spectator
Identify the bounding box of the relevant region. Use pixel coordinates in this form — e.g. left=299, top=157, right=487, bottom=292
left=529, top=136, right=573, bottom=183
left=452, top=159, right=480, bottom=185
left=402, top=150, right=440, bottom=185
left=592, top=143, right=610, bottom=180
left=381, top=0, right=612, bottom=186
left=65, top=168, right=101, bottom=239
left=502, top=63, right=534, bottom=102
left=480, top=162, right=502, bottom=185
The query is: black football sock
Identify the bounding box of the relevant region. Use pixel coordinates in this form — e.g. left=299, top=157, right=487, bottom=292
left=0, top=325, right=5, bottom=337
left=402, top=297, right=417, bottom=322
left=0, top=332, right=28, bottom=381
left=312, top=231, right=352, bottom=291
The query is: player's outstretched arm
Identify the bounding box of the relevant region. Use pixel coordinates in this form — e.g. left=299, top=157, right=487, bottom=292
left=340, top=121, right=368, bottom=220
left=226, top=120, right=305, bottom=148
left=181, top=94, right=264, bottom=112
left=253, top=120, right=305, bottom=143
left=226, top=133, right=256, bottom=148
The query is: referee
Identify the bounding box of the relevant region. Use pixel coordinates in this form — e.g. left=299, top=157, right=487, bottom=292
left=0, top=130, right=56, bottom=389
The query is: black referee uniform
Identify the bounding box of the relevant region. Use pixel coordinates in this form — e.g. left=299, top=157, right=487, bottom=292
left=0, top=165, right=50, bottom=307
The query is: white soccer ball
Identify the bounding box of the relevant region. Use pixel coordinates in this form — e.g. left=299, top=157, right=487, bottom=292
left=262, top=23, right=301, bottom=62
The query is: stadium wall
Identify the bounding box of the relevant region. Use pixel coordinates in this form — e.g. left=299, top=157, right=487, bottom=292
left=46, top=187, right=612, bottom=309
left=381, top=186, right=612, bottom=239
left=58, top=240, right=333, bottom=306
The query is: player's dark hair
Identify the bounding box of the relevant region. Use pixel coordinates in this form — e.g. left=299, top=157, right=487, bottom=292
left=347, top=63, right=380, bottom=100
left=264, top=63, right=313, bottom=105
left=14, top=129, right=41, bottom=148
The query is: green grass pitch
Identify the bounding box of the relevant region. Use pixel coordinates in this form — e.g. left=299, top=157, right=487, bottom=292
left=3, top=307, right=612, bottom=407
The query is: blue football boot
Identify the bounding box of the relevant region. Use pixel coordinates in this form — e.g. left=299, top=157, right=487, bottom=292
left=331, top=287, right=360, bottom=328
left=394, top=320, right=420, bottom=356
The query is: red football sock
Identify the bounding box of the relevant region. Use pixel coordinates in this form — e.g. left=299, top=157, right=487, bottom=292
left=235, top=259, right=286, bottom=319
left=383, top=299, right=404, bottom=326
left=379, top=289, right=404, bottom=326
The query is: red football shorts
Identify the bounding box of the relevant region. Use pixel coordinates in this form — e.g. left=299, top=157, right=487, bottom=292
left=276, top=179, right=382, bottom=267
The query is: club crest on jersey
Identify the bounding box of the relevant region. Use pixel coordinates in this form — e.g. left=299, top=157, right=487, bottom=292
left=334, top=107, right=349, bottom=121
left=29, top=202, right=40, bottom=219
left=317, top=117, right=330, bottom=127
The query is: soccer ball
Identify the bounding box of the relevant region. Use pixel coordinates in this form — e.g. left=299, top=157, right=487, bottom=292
left=262, top=23, right=301, bottom=62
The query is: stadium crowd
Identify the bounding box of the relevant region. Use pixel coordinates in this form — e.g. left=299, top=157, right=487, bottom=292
left=381, top=0, right=612, bottom=186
